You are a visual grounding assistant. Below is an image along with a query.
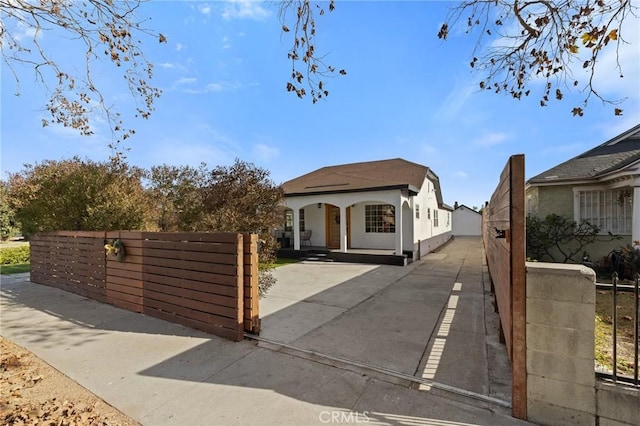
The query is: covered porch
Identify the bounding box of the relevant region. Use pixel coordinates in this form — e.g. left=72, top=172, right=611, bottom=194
left=281, top=189, right=415, bottom=262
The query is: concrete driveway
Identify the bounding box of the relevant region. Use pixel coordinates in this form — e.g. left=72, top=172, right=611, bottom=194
left=260, top=237, right=511, bottom=402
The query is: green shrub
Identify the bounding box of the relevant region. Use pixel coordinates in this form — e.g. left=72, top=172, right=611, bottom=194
left=0, top=245, right=30, bottom=264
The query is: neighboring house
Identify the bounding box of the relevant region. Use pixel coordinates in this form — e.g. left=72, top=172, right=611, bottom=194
left=281, top=158, right=453, bottom=261
left=526, top=123, right=640, bottom=262
left=452, top=203, right=482, bottom=236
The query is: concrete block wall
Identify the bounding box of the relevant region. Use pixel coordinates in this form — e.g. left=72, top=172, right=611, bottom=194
left=526, top=262, right=597, bottom=425
left=596, top=382, right=640, bottom=425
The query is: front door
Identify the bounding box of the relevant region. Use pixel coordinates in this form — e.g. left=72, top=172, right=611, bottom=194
left=325, top=205, right=351, bottom=249
left=326, top=205, right=340, bottom=249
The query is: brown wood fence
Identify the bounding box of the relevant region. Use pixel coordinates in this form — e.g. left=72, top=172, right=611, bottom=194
left=482, top=154, right=526, bottom=419
left=30, top=231, right=260, bottom=341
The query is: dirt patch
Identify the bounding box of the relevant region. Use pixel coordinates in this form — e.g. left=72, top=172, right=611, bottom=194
left=595, top=290, right=639, bottom=375
left=1, top=337, right=138, bottom=425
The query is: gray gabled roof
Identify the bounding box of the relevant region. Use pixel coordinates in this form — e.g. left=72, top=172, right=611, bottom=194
left=283, top=158, right=448, bottom=207
left=527, top=124, right=640, bottom=185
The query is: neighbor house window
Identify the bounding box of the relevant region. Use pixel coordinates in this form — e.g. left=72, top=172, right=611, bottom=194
left=434, top=210, right=439, bottom=227
left=365, top=204, right=395, bottom=233
left=576, top=188, right=632, bottom=234
left=299, top=209, right=305, bottom=232
left=447, top=212, right=450, bottom=226
left=427, top=208, right=431, bottom=220
left=415, top=204, right=420, bottom=219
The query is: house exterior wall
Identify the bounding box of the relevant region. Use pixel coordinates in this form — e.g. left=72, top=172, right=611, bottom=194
left=452, top=207, right=482, bottom=236
left=527, top=185, right=574, bottom=219
left=411, top=177, right=452, bottom=242
left=526, top=185, right=630, bottom=263
left=302, top=204, right=326, bottom=247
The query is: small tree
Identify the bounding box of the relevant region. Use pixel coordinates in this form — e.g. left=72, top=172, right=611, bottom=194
left=146, top=164, right=207, bottom=232
left=0, top=183, right=20, bottom=240
left=200, top=160, right=284, bottom=296
left=6, top=158, right=149, bottom=235
left=145, top=159, right=284, bottom=296
left=526, top=213, right=614, bottom=263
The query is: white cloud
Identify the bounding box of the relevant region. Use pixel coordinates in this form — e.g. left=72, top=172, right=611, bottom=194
left=222, top=0, right=270, bottom=21
left=183, top=81, right=242, bottom=94
left=175, top=43, right=185, bottom=52
left=252, top=143, right=279, bottom=162
left=14, top=21, right=39, bottom=41
left=158, top=62, right=188, bottom=73
left=422, top=144, right=438, bottom=155
left=199, top=4, right=211, bottom=16
left=435, top=78, right=475, bottom=121
left=176, top=77, right=197, bottom=85
left=455, top=171, right=468, bottom=178
left=474, top=132, right=512, bottom=147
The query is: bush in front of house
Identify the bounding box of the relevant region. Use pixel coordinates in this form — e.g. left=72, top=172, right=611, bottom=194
left=0, top=245, right=30, bottom=264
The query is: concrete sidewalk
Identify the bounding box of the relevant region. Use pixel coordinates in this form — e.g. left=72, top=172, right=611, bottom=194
left=0, top=238, right=528, bottom=425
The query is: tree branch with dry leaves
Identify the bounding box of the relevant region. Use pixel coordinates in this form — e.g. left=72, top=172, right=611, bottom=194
left=1, top=0, right=166, bottom=158
left=438, top=0, right=637, bottom=116
left=279, top=0, right=346, bottom=104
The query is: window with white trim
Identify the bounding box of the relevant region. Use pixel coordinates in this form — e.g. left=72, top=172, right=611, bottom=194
left=365, top=204, right=395, bottom=233
left=427, top=208, right=431, bottom=220
left=434, top=210, right=439, bottom=227
left=415, top=204, right=420, bottom=219
left=576, top=188, right=632, bottom=234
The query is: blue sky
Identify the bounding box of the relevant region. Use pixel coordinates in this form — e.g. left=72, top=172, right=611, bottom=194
left=2, top=1, right=639, bottom=209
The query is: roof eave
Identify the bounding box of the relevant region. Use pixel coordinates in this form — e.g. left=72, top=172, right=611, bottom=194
left=284, top=184, right=418, bottom=198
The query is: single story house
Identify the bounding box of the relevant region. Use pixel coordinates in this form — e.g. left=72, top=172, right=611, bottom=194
left=526, top=123, right=640, bottom=262
left=452, top=203, right=482, bottom=236
left=280, top=158, right=453, bottom=263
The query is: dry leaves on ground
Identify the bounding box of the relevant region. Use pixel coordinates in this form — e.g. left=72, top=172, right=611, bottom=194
left=0, top=337, right=138, bottom=426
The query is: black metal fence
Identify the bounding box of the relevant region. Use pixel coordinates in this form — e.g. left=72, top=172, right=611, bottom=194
left=595, top=273, right=639, bottom=387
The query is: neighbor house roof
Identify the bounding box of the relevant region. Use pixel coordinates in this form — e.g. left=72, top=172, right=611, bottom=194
left=455, top=204, right=482, bottom=215
left=528, top=124, right=640, bottom=185
left=283, top=158, right=448, bottom=206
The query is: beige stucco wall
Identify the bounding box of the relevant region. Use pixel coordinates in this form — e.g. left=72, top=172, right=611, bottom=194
left=535, top=186, right=574, bottom=218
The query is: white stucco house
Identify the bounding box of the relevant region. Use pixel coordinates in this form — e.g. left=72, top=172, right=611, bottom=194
left=452, top=204, right=482, bottom=236
left=280, top=158, right=453, bottom=263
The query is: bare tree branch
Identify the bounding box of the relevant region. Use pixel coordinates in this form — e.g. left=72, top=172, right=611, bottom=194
left=279, top=0, right=345, bottom=104
left=1, top=0, right=164, bottom=158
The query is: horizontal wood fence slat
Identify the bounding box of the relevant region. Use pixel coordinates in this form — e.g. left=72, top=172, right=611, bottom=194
left=29, top=231, right=261, bottom=342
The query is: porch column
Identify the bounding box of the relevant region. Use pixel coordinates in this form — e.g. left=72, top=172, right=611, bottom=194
left=340, top=206, right=348, bottom=252
left=293, top=208, right=301, bottom=251
left=395, top=201, right=403, bottom=256
left=633, top=186, right=640, bottom=244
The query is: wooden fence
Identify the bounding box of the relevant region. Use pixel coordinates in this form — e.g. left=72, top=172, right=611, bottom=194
left=30, top=231, right=260, bottom=341
left=482, top=154, right=527, bottom=419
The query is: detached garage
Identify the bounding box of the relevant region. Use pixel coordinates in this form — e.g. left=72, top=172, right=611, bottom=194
left=452, top=204, right=482, bottom=236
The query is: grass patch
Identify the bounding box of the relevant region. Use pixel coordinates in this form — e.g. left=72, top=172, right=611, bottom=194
left=264, top=258, right=300, bottom=268
left=595, top=289, right=639, bottom=375
left=0, top=263, right=30, bottom=275
left=0, top=245, right=30, bottom=264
